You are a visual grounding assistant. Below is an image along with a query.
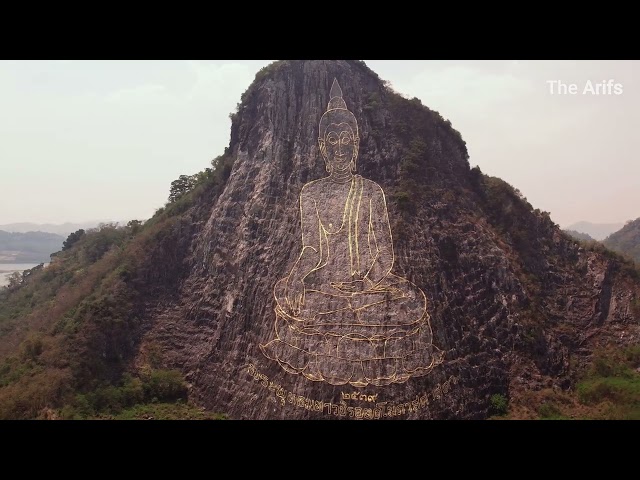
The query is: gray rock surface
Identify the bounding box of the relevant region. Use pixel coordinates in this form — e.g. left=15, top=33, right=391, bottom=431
left=139, top=60, right=640, bottom=419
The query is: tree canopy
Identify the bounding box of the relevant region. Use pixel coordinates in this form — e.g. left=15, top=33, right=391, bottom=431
left=62, top=229, right=85, bottom=251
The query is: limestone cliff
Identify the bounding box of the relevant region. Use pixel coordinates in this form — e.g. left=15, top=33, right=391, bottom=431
left=136, top=60, right=639, bottom=419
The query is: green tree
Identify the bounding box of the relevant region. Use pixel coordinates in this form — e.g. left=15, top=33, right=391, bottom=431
left=168, top=175, right=198, bottom=203
left=127, top=220, right=143, bottom=235
left=62, top=229, right=85, bottom=251
left=490, top=394, right=509, bottom=416
left=6, top=271, right=23, bottom=290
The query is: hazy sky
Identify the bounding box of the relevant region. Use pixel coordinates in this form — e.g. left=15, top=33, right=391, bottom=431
left=1, top=60, right=637, bottom=228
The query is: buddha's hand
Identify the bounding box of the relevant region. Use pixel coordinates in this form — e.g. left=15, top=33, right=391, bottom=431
left=331, top=278, right=375, bottom=294
left=285, top=278, right=305, bottom=316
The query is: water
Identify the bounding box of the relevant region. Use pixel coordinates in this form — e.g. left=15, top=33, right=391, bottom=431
left=0, top=263, right=47, bottom=287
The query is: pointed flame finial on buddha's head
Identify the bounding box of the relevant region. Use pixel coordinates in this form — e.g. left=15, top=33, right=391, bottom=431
left=327, top=78, right=347, bottom=111
left=319, top=79, right=360, bottom=174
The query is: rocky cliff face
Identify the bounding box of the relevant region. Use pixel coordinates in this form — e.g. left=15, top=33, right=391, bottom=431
left=130, top=60, right=640, bottom=419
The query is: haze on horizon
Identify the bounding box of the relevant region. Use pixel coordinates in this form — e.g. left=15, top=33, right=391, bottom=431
left=1, top=60, right=638, bottom=229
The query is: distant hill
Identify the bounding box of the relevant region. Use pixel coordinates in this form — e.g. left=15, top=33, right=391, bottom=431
left=0, top=222, right=121, bottom=236
left=0, top=230, right=64, bottom=263
left=603, top=218, right=640, bottom=263
left=564, top=221, right=624, bottom=241
left=564, top=229, right=596, bottom=242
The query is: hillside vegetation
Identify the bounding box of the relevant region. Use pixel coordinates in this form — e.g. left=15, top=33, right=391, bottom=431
left=0, top=154, right=234, bottom=419
left=498, top=345, right=640, bottom=420
left=563, top=229, right=595, bottom=242
left=604, top=218, right=640, bottom=264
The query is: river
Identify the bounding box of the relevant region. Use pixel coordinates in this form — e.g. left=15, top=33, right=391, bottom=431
left=0, top=263, right=47, bottom=288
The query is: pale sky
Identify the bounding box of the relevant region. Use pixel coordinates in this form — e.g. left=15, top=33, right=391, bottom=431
left=1, top=60, right=638, bottom=228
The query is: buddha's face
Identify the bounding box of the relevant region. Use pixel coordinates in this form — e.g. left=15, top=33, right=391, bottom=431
left=319, top=122, right=359, bottom=173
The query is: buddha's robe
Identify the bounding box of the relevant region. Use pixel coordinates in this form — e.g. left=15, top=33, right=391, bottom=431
left=262, top=175, right=442, bottom=386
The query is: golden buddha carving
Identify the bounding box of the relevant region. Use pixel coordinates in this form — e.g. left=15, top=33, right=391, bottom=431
left=260, top=79, right=443, bottom=387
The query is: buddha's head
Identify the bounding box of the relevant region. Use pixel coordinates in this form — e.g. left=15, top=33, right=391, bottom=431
left=318, top=79, right=360, bottom=174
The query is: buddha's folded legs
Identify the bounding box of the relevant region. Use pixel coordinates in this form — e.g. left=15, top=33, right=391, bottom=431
left=265, top=271, right=443, bottom=386
left=260, top=318, right=443, bottom=387
left=351, top=275, right=427, bottom=325
left=274, top=273, right=427, bottom=327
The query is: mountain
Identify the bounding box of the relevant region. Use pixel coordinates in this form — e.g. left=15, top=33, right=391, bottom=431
left=0, top=60, right=638, bottom=420
left=563, top=229, right=596, bottom=242
left=0, top=230, right=65, bottom=263
left=0, top=222, right=123, bottom=236
left=604, top=218, right=640, bottom=263
left=564, top=221, right=624, bottom=241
